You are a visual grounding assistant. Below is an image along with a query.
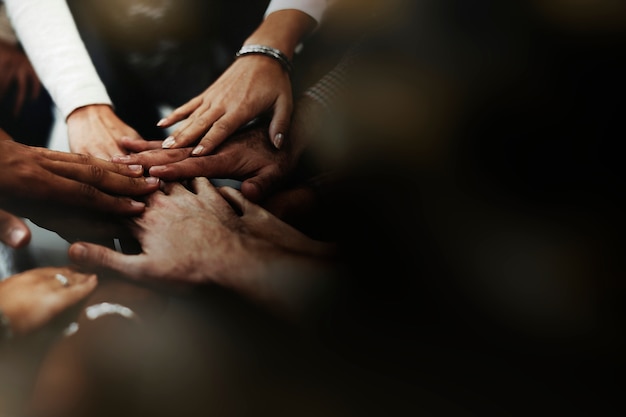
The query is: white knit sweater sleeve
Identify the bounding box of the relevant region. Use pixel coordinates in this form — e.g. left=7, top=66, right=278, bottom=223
left=4, top=0, right=112, bottom=119
left=264, top=0, right=330, bottom=23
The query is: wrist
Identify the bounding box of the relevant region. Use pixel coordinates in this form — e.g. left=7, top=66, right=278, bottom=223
left=66, top=104, right=114, bottom=123
left=244, top=10, right=316, bottom=59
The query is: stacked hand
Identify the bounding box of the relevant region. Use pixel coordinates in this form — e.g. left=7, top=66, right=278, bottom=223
left=0, top=267, right=97, bottom=336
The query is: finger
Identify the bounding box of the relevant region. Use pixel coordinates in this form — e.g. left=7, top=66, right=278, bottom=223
left=69, top=242, right=146, bottom=279
left=37, top=174, right=148, bottom=215
left=45, top=160, right=160, bottom=196
left=148, top=154, right=230, bottom=180
left=192, top=112, right=250, bottom=156
left=120, top=137, right=164, bottom=153
left=0, top=209, right=31, bottom=248
left=218, top=186, right=249, bottom=214
left=164, top=105, right=225, bottom=150
left=62, top=273, right=98, bottom=302
left=190, top=176, right=216, bottom=196
left=34, top=147, right=145, bottom=178
left=158, top=96, right=202, bottom=128
left=112, top=148, right=191, bottom=169
left=161, top=181, right=190, bottom=197
left=240, top=166, right=283, bottom=202
left=268, top=95, right=293, bottom=150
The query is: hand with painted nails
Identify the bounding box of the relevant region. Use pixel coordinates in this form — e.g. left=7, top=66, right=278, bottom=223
left=66, top=104, right=144, bottom=160
left=0, top=130, right=160, bottom=217
left=157, top=55, right=292, bottom=156
left=114, top=123, right=299, bottom=202
left=0, top=267, right=97, bottom=337
left=156, top=9, right=317, bottom=157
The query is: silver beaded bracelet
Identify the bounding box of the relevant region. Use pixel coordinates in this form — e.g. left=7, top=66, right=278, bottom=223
left=0, top=307, right=13, bottom=341
left=235, top=44, right=294, bottom=74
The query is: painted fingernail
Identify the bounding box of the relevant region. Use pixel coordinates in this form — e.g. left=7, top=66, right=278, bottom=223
left=191, top=145, right=204, bottom=156
left=156, top=118, right=167, bottom=127
left=273, top=133, right=284, bottom=149
left=162, top=136, right=176, bottom=148
left=9, top=228, right=27, bottom=246
left=145, top=176, right=160, bottom=185
left=128, top=164, right=142, bottom=171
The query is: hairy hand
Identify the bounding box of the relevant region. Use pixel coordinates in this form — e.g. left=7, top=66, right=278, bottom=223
left=0, top=267, right=97, bottom=336
left=68, top=178, right=268, bottom=284
left=114, top=125, right=297, bottom=202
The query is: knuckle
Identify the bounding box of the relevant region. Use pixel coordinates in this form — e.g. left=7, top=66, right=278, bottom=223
left=88, top=164, right=106, bottom=183
left=78, top=183, right=98, bottom=201
left=76, top=153, right=91, bottom=165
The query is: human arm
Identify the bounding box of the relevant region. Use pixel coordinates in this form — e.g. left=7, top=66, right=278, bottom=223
left=0, top=267, right=97, bottom=338
left=68, top=178, right=336, bottom=317
left=156, top=7, right=319, bottom=155
left=4, top=0, right=141, bottom=159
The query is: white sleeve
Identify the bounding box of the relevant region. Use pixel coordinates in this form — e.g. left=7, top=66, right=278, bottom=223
left=264, top=0, right=329, bottom=24
left=4, top=0, right=112, bottom=119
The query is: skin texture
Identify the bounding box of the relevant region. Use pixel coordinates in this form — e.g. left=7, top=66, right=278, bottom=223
left=0, top=40, right=40, bottom=117
left=114, top=124, right=298, bottom=202
left=157, top=10, right=316, bottom=155
left=0, top=130, right=160, bottom=216
left=0, top=267, right=97, bottom=336
left=0, top=208, right=30, bottom=248
left=66, top=104, right=144, bottom=160
left=68, top=178, right=335, bottom=313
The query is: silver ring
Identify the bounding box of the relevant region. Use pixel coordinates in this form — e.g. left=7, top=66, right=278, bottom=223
left=54, top=273, right=70, bottom=287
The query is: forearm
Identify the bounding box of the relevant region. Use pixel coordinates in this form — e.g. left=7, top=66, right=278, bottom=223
left=4, top=0, right=111, bottom=119
left=245, top=9, right=318, bottom=59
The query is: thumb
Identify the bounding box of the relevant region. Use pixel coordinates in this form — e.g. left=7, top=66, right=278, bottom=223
left=68, top=242, right=143, bottom=279
left=240, top=166, right=283, bottom=202
left=0, top=210, right=31, bottom=248
left=268, top=95, right=292, bottom=150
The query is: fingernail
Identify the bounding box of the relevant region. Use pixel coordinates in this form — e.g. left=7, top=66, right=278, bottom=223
left=156, top=118, right=167, bottom=127
left=273, top=133, right=284, bottom=149
left=191, top=145, right=204, bottom=156
left=130, top=200, right=145, bottom=209
left=145, top=176, right=160, bottom=185
left=9, top=228, right=27, bottom=246
left=128, top=164, right=142, bottom=171
left=72, top=243, right=87, bottom=259
left=162, top=136, right=176, bottom=148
